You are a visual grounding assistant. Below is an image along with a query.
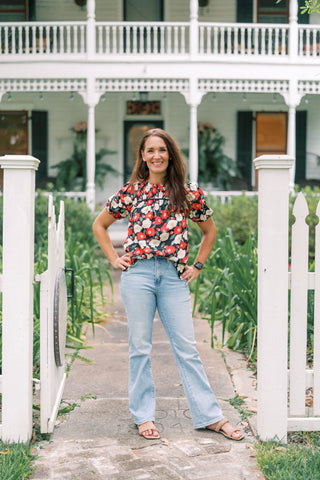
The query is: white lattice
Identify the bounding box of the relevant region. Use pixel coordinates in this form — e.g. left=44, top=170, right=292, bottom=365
left=96, top=78, right=189, bottom=92
left=0, top=78, right=87, bottom=92
left=198, top=79, right=289, bottom=94
left=298, top=81, right=320, bottom=95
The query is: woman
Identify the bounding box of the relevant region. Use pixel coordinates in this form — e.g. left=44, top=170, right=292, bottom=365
left=93, top=128, right=244, bottom=441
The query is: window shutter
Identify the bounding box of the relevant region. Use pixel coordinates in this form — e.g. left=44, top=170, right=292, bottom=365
left=32, top=110, right=48, bottom=184
left=28, top=0, right=36, bottom=21
left=237, top=111, right=253, bottom=185
left=298, top=0, right=309, bottom=24
left=237, top=0, right=253, bottom=22
left=295, top=111, right=307, bottom=183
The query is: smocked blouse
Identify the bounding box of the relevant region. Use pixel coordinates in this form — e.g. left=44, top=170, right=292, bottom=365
left=106, top=181, right=213, bottom=275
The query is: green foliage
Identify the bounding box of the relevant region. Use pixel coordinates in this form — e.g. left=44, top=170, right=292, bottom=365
left=255, top=441, right=320, bottom=480
left=208, top=193, right=258, bottom=245
left=53, top=145, right=118, bottom=191
left=183, top=123, right=237, bottom=189
left=190, top=225, right=258, bottom=363
left=0, top=441, right=36, bottom=480
left=300, top=0, right=320, bottom=14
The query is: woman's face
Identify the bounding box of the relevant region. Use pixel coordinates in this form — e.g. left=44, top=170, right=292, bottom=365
left=141, top=135, right=169, bottom=183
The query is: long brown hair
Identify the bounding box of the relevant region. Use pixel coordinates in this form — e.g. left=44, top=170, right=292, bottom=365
left=129, top=128, right=188, bottom=212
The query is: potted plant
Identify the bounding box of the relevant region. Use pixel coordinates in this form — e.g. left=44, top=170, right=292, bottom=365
left=53, top=121, right=118, bottom=191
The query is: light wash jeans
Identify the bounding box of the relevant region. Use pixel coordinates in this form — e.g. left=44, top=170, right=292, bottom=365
left=120, top=257, right=224, bottom=429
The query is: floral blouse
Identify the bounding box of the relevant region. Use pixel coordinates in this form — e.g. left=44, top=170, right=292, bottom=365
left=106, top=181, right=213, bottom=275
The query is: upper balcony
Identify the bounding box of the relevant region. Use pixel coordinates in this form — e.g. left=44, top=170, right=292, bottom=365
left=0, top=20, right=319, bottom=62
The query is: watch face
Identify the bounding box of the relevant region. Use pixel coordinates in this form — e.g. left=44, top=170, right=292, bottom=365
left=194, top=261, right=203, bottom=270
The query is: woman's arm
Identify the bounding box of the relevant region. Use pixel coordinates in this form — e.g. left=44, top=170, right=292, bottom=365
left=92, top=209, right=131, bottom=270
left=180, top=217, right=216, bottom=285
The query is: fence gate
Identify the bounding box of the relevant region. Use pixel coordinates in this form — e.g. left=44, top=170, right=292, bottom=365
left=36, top=195, right=68, bottom=433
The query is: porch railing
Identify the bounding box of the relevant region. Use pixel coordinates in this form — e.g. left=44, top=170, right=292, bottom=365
left=298, top=24, right=320, bottom=56
left=0, top=21, right=87, bottom=56
left=0, top=20, right=320, bottom=59
left=96, top=22, right=189, bottom=55
left=199, top=22, right=289, bottom=56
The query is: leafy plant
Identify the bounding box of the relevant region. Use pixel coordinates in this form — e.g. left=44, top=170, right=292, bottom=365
left=52, top=122, right=118, bottom=191
left=0, top=441, right=36, bottom=479
left=182, top=123, right=237, bottom=189
left=190, top=225, right=258, bottom=363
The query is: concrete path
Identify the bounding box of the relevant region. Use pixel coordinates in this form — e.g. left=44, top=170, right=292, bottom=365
left=32, top=254, right=263, bottom=479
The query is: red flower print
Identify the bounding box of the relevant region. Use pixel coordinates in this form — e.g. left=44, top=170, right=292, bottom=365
left=147, top=200, right=153, bottom=205
left=146, top=211, right=154, bottom=219
left=192, top=203, right=202, bottom=210
left=180, top=241, right=187, bottom=249
left=144, top=247, right=152, bottom=254
left=156, top=250, right=166, bottom=256
left=127, top=185, right=134, bottom=194
left=160, top=223, right=169, bottom=232
left=128, top=227, right=133, bottom=235
left=136, top=190, right=141, bottom=197
left=174, top=226, right=182, bottom=234
left=165, top=245, right=176, bottom=254
left=161, top=210, right=169, bottom=219
left=146, top=228, right=156, bottom=236
left=155, top=216, right=162, bottom=225
left=181, top=219, right=187, bottom=228
left=133, top=213, right=140, bottom=221
left=137, top=232, right=146, bottom=240
left=134, top=247, right=143, bottom=255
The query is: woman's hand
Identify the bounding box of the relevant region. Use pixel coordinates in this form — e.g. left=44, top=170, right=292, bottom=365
left=180, top=265, right=201, bottom=285
left=111, top=253, right=132, bottom=270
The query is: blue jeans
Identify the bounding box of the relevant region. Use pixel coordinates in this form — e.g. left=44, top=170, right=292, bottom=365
left=120, top=257, right=224, bottom=429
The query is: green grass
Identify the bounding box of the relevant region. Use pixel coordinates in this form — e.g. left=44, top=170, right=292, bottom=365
left=255, top=440, right=320, bottom=480
left=0, top=441, right=36, bottom=480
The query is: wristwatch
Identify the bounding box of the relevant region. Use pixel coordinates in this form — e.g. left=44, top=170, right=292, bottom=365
left=193, top=261, right=204, bottom=270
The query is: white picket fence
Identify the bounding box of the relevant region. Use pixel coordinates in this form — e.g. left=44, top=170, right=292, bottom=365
left=0, top=155, right=68, bottom=442
left=256, top=155, right=320, bottom=443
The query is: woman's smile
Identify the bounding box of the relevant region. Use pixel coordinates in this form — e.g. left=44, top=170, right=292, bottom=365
left=142, top=135, right=169, bottom=183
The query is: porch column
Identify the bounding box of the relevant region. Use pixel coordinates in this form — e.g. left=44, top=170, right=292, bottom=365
left=183, top=81, right=203, bottom=183
left=0, top=155, right=40, bottom=443
left=189, top=102, right=199, bottom=183
left=81, top=78, right=100, bottom=211
left=86, top=101, right=96, bottom=211
left=289, top=0, right=299, bottom=60
left=282, top=82, right=302, bottom=190
left=87, top=0, right=96, bottom=59
left=190, top=0, right=199, bottom=59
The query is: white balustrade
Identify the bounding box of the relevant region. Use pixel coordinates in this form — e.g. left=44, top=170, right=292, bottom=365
left=298, top=25, right=320, bottom=57
left=199, top=22, right=289, bottom=56
left=0, top=22, right=87, bottom=56
left=95, top=22, right=189, bottom=55
left=0, top=20, right=318, bottom=60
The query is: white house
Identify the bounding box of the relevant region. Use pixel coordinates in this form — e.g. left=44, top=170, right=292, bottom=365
left=0, top=0, right=320, bottom=209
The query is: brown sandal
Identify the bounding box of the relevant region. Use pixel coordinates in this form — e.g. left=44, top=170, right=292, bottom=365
left=206, top=418, right=244, bottom=441
left=137, top=421, right=160, bottom=440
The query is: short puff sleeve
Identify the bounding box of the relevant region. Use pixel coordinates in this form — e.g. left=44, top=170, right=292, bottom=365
left=105, top=183, right=135, bottom=219
left=186, top=182, right=213, bottom=223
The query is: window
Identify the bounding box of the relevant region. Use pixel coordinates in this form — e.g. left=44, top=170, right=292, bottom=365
left=0, top=0, right=27, bottom=21
left=0, top=111, right=29, bottom=155
left=257, top=0, right=288, bottom=23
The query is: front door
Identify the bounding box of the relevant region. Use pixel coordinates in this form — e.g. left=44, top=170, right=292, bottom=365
left=255, top=111, right=287, bottom=188
left=124, top=120, right=164, bottom=182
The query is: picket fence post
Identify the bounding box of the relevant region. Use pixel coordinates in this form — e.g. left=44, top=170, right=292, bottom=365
left=254, top=155, right=294, bottom=443
left=0, top=155, right=40, bottom=443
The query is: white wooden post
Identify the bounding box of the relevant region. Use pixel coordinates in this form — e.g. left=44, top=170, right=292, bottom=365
left=190, top=0, right=199, bottom=59
left=0, top=155, right=40, bottom=443
left=254, top=154, right=294, bottom=443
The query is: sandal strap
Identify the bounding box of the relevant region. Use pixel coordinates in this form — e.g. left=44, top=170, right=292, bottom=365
left=212, top=418, right=229, bottom=433
left=138, top=421, right=159, bottom=435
